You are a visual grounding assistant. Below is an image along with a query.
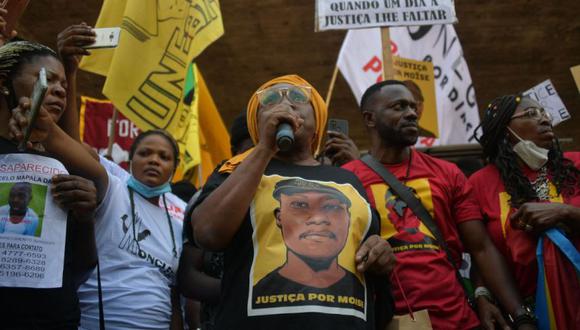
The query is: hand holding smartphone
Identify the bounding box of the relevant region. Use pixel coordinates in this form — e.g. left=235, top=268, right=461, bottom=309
left=328, top=118, right=349, bottom=136
left=17, top=67, right=48, bottom=151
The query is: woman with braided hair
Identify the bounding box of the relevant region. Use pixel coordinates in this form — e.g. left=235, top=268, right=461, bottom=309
left=0, top=41, right=99, bottom=328
left=468, top=95, right=580, bottom=329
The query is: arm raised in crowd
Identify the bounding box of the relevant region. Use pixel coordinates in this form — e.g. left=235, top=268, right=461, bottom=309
left=56, top=23, right=95, bottom=142
left=9, top=97, right=108, bottom=201
left=191, top=105, right=303, bottom=251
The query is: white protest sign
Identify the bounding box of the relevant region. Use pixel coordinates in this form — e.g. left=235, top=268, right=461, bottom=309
left=338, top=25, right=479, bottom=147
left=315, top=0, right=457, bottom=31
left=522, top=79, right=570, bottom=126
left=0, top=154, right=68, bottom=288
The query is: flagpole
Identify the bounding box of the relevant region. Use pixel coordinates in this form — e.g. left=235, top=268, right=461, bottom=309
left=325, top=64, right=339, bottom=107
left=106, top=107, right=118, bottom=159
left=381, top=27, right=394, bottom=80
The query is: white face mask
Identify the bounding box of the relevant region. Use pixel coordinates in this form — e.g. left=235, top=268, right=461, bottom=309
left=507, top=127, right=550, bottom=170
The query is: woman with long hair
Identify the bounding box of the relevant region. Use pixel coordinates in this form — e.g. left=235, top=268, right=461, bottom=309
left=469, top=95, right=580, bottom=329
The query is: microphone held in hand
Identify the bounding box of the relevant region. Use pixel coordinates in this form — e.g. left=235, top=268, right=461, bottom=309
left=276, top=123, right=294, bottom=151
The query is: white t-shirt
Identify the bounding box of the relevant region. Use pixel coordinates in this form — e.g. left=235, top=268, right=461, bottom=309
left=0, top=205, right=39, bottom=236
left=78, top=158, right=185, bottom=330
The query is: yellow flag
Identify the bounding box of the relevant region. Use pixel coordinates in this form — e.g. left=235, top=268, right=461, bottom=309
left=79, top=0, right=224, bottom=174
left=192, top=70, right=231, bottom=185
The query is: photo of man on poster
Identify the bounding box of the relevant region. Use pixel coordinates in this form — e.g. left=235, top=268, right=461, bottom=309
left=252, top=178, right=364, bottom=312
left=0, top=182, right=40, bottom=237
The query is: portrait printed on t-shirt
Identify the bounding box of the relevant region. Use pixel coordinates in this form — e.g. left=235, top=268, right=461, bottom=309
left=0, top=182, right=46, bottom=237
left=369, top=179, right=440, bottom=253
left=249, top=175, right=372, bottom=320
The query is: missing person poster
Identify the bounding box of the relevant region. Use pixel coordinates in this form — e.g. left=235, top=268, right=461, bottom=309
left=0, top=154, right=68, bottom=288
left=248, top=175, right=372, bottom=320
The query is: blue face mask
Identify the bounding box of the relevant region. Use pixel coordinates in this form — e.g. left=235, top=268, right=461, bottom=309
left=127, top=175, right=172, bottom=198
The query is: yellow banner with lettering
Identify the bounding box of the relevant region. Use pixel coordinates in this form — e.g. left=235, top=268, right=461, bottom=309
left=79, top=0, right=223, bottom=173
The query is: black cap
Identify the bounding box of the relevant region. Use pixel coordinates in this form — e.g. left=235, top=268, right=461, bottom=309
left=273, top=178, right=351, bottom=207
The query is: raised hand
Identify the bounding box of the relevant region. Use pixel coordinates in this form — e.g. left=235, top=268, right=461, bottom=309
left=56, top=23, right=95, bottom=73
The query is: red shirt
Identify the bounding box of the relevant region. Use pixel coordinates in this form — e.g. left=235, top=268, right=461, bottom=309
left=467, top=152, right=580, bottom=327
left=343, top=150, right=480, bottom=330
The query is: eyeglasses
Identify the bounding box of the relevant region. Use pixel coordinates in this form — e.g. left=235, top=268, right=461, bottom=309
left=511, top=107, right=552, bottom=122
left=256, top=85, right=312, bottom=107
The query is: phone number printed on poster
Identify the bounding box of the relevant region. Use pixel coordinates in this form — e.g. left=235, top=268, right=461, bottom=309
left=0, top=153, right=68, bottom=288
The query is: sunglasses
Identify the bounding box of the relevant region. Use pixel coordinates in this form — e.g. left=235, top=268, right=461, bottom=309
left=256, top=85, right=312, bottom=107
left=511, top=107, right=552, bottom=122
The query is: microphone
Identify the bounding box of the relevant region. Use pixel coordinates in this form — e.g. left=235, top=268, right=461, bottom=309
left=276, top=123, right=294, bottom=151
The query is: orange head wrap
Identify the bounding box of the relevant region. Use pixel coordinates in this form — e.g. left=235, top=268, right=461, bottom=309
left=220, top=74, right=327, bottom=173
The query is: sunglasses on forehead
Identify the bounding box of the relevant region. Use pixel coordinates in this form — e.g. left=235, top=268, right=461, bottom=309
left=256, top=85, right=312, bottom=107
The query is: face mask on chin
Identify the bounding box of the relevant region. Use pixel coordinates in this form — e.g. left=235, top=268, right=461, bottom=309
left=507, top=127, right=550, bottom=170
left=127, top=161, right=172, bottom=198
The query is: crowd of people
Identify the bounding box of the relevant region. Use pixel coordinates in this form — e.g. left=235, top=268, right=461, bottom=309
left=0, top=10, right=578, bottom=330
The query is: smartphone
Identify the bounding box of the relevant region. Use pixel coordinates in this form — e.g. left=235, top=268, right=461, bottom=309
left=328, top=118, right=349, bottom=136
left=18, top=67, right=48, bottom=151
left=0, top=0, right=30, bottom=38
left=84, top=27, right=121, bottom=49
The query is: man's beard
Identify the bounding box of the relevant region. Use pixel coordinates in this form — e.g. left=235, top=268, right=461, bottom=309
left=377, top=123, right=418, bottom=147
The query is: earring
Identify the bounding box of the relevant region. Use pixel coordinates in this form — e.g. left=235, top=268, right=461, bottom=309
left=1, top=88, right=8, bottom=96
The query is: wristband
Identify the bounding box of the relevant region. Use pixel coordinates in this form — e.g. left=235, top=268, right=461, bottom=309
left=474, top=286, right=493, bottom=302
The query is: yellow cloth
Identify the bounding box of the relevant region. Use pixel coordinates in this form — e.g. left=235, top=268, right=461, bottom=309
left=220, top=74, right=327, bottom=174
left=79, top=0, right=224, bottom=176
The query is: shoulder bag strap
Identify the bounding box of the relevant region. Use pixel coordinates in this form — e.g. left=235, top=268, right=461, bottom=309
left=360, top=154, right=458, bottom=268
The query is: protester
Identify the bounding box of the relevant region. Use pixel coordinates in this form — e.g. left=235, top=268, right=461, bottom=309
left=49, top=23, right=188, bottom=329
left=178, top=111, right=253, bottom=330
left=71, top=129, right=185, bottom=330
left=469, top=95, right=580, bottom=329
left=190, top=75, right=395, bottom=329
left=1, top=40, right=98, bottom=329
left=342, top=80, right=535, bottom=329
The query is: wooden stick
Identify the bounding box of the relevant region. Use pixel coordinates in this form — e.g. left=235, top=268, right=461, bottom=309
left=325, top=64, right=339, bottom=107
left=106, top=107, right=118, bottom=159
left=381, top=27, right=394, bottom=80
